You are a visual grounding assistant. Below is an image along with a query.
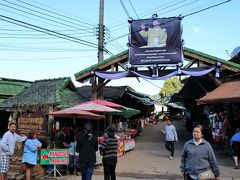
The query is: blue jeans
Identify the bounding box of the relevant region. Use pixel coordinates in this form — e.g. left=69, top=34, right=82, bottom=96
left=69, top=155, right=80, bottom=170
left=80, top=162, right=95, bottom=180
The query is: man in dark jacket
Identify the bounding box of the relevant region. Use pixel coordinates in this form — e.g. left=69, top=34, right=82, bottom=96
left=99, top=127, right=118, bottom=180
left=76, top=122, right=98, bottom=180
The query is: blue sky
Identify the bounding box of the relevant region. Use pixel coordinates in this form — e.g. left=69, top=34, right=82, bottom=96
left=0, top=0, right=239, bottom=95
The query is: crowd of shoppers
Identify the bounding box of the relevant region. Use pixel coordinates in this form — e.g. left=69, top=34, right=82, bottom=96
left=2, top=118, right=240, bottom=180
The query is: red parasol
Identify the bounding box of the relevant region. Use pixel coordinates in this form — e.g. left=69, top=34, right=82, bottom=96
left=49, top=109, right=105, bottom=120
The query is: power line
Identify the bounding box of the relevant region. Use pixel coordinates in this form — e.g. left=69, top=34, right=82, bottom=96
left=0, top=32, right=96, bottom=37
left=128, top=0, right=139, bottom=19
left=106, top=0, right=231, bottom=43
left=110, top=0, right=186, bottom=30
left=0, top=7, right=95, bottom=37
left=158, top=0, right=201, bottom=17
left=119, top=0, right=131, bottom=18
left=0, top=14, right=98, bottom=48
left=28, top=0, right=96, bottom=26
left=16, top=0, right=95, bottom=29
left=140, top=0, right=188, bottom=19
left=0, top=55, right=95, bottom=61
left=180, top=0, right=220, bottom=15
left=0, top=28, right=94, bottom=32
left=0, top=46, right=96, bottom=52
left=0, top=7, right=74, bottom=30
left=142, top=78, right=162, bottom=89
left=183, top=0, right=231, bottom=18
left=0, top=1, right=95, bottom=33
left=110, top=0, right=199, bottom=32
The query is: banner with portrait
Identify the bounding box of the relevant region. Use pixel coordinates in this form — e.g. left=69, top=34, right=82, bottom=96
left=129, top=17, right=182, bottom=66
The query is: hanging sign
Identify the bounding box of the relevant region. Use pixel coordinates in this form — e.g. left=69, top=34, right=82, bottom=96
left=129, top=17, right=182, bottom=66
left=40, top=149, right=69, bottom=165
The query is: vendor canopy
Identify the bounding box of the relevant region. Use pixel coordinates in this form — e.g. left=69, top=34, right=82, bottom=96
left=90, top=99, right=124, bottom=108
left=90, top=99, right=140, bottom=118
left=197, top=80, right=240, bottom=105
left=69, top=101, right=122, bottom=113
left=49, top=109, right=105, bottom=120
left=121, top=107, right=141, bottom=118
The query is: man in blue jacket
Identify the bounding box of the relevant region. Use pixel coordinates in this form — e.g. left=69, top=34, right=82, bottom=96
left=161, top=118, right=178, bottom=160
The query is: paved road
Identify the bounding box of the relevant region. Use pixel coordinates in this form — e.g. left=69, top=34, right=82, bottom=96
left=56, top=120, right=240, bottom=180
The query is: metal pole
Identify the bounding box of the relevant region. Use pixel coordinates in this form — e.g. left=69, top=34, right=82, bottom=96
left=54, top=165, right=56, bottom=177
left=73, top=116, right=76, bottom=175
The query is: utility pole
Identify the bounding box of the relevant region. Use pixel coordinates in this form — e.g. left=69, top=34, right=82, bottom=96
left=98, top=0, right=104, bottom=63
left=92, top=0, right=104, bottom=100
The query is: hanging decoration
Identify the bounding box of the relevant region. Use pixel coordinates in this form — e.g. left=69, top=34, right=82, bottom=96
left=93, top=63, right=221, bottom=81
left=95, top=71, right=129, bottom=80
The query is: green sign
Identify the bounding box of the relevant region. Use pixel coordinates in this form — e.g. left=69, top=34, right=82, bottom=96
left=40, top=149, right=69, bottom=165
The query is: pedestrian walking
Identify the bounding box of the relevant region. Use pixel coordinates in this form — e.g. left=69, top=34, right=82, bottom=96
left=76, top=122, right=98, bottom=180
left=22, top=130, right=42, bottom=180
left=99, top=127, right=118, bottom=180
left=0, top=122, right=27, bottom=180
left=230, top=128, right=240, bottom=169
left=161, top=118, right=178, bottom=160
left=180, top=124, right=220, bottom=180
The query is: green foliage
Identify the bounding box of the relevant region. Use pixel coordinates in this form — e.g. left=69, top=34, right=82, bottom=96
left=159, top=77, right=183, bottom=101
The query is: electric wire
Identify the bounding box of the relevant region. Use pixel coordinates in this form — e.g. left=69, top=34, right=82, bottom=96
left=183, top=0, right=231, bottom=18
left=0, top=46, right=96, bottom=52
left=128, top=0, right=139, bottom=19
left=0, top=32, right=96, bottom=37
left=16, top=0, right=95, bottom=29
left=28, top=0, right=96, bottom=26
left=142, top=78, right=162, bottom=89
left=158, top=0, right=201, bottom=17
left=106, top=0, right=231, bottom=43
left=119, top=0, right=131, bottom=18
left=0, top=1, right=95, bottom=33
left=1, top=1, right=122, bottom=54
left=110, top=0, right=200, bottom=32
left=110, top=0, right=186, bottom=30
left=0, top=55, right=95, bottom=61
left=180, top=0, right=220, bottom=15
left=105, top=28, right=125, bottom=52
left=0, top=7, right=77, bottom=31
left=0, top=14, right=98, bottom=48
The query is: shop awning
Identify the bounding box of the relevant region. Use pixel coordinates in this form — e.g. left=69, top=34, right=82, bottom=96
left=70, top=101, right=122, bottom=113
left=90, top=99, right=124, bottom=108
left=89, top=99, right=140, bottom=118
left=165, top=102, right=186, bottom=110
left=197, top=80, right=240, bottom=105
left=122, top=107, right=141, bottom=118
left=49, top=109, right=105, bottom=120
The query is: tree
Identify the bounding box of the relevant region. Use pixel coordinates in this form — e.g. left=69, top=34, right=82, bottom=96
left=159, top=77, right=183, bottom=101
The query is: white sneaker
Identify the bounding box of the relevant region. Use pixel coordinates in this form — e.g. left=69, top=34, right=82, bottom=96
left=169, top=156, right=173, bottom=160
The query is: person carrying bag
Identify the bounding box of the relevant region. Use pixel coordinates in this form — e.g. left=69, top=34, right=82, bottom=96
left=180, top=125, right=220, bottom=180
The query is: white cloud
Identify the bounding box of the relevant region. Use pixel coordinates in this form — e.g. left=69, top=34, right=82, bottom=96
left=191, top=26, right=201, bottom=33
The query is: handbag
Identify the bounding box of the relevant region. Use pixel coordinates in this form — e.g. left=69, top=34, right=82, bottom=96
left=198, top=169, right=215, bottom=180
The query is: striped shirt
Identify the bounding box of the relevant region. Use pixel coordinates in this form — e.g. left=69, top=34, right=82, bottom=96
left=100, top=137, right=118, bottom=165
